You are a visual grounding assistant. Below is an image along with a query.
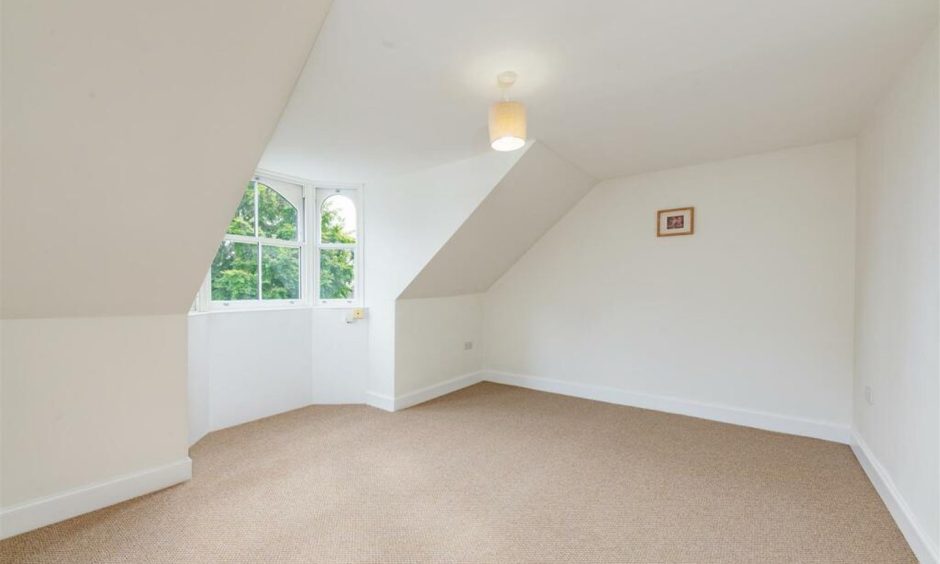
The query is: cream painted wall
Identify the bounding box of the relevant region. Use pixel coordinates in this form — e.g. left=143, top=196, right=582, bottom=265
left=1, top=315, right=188, bottom=506
left=395, top=295, right=483, bottom=395
left=364, top=148, right=523, bottom=399
left=854, top=29, right=938, bottom=556
left=401, top=142, right=596, bottom=298
left=1, top=0, right=332, bottom=319
left=483, top=140, right=857, bottom=429
left=0, top=1, right=332, bottom=535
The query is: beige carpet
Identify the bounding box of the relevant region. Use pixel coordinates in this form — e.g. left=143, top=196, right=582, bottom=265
left=1, top=383, right=913, bottom=563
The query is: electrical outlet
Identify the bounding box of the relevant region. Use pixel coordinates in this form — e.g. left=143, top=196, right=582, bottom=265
left=864, top=385, right=873, bottom=405
left=464, top=341, right=473, bottom=351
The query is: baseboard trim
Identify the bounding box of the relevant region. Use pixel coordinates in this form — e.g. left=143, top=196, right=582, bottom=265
left=0, top=457, right=192, bottom=540
left=394, top=371, right=483, bottom=411
left=483, top=370, right=850, bottom=444
left=365, top=391, right=395, bottom=412
left=851, top=431, right=938, bottom=564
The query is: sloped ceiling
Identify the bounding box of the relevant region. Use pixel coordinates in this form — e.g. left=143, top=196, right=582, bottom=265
left=1, top=0, right=332, bottom=319
left=260, top=0, right=936, bottom=183
left=400, top=141, right=596, bottom=299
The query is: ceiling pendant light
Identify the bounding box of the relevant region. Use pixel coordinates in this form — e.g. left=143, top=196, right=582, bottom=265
left=489, top=71, right=526, bottom=152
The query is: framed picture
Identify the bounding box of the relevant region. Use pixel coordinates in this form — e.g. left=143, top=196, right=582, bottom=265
left=657, top=207, right=694, bottom=237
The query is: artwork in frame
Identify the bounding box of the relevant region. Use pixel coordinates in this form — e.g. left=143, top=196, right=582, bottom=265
left=657, top=207, right=694, bottom=237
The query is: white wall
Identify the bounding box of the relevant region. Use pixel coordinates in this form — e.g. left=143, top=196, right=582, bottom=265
left=1, top=315, right=188, bottom=507
left=187, top=314, right=211, bottom=445
left=854, top=29, right=938, bottom=561
left=401, top=142, right=596, bottom=298
left=0, top=0, right=331, bottom=537
left=1, top=0, right=332, bottom=319
left=186, top=307, right=369, bottom=442
left=364, top=148, right=524, bottom=401
left=483, top=140, right=857, bottom=437
left=395, top=295, right=483, bottom=396
left=312, top=308, right=369, bottom=404
left=204, top=309, right=314, bottom=431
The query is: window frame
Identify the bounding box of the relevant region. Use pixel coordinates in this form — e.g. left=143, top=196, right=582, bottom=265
left=314, top=185, right=363, bottom=308
left=192, top=172, right=364, bottom=313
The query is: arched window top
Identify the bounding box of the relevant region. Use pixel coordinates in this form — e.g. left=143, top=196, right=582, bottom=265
left=258, top=182, right=298, bottom=241
left=194, top=175, right=363, bottom=311
left=211, top=176, right=304, bottom=306
left=320, top=193, right=357, bottom=244
left=226, top=179, right=301, bottom=242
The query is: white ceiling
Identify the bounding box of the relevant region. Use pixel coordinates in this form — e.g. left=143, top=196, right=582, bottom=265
left=261, top=0, right=937, bottom=183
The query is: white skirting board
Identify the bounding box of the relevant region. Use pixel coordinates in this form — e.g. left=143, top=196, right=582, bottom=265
left=0, top=457, right=192, bottom=540
left=483, top=371, right=851, bottom=444
left=371, top=370, right=849, bottom=443
left=365, top=372, right=483, bottom=412
left=851, top=431, right=938, bottom=564
left=393, top=372, right=484, bottom=410
left=364, top=391, right=395, bottom=412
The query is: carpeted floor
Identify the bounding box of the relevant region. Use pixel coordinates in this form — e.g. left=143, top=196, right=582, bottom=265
left=1, top=383, right=914, bottom=563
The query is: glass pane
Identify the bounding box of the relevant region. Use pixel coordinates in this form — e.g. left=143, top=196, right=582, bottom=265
left=211, top=241, right=258, bottom=300
left=319, top=249, right=355, bottom=300
left=257, top=182, right=298, bottom=241
left=226, top=182, right=256, bottom=236
left=320, top=194, right=357, bottom=244
left=262, top=245, right=300, bottom=300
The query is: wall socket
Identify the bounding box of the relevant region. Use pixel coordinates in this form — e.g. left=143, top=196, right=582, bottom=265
left=464, top=341, right=473, bottom=351
left=864, top=385, right=873, bottom=405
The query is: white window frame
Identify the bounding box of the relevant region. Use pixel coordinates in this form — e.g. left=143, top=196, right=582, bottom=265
left=192, top=172, right=364, bottom=312
left=196, top=173, right=307, bottom=312
left=314, top=185, right=363, bottom=308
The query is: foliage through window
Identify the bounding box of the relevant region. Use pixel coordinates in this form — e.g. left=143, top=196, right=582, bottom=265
left=210, top=178, right=303, bottom=305
left=193, top=175, right=362, bottom=311
left=317, top=190, right=359, bottom=303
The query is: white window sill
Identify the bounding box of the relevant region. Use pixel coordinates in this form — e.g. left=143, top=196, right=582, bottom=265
left=189, top=305, right=312, bottom=316
left=189, top=304, right=365, bottom=316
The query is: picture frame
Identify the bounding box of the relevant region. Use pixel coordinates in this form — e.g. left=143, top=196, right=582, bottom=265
left=657, top=207, right=694, bottom=237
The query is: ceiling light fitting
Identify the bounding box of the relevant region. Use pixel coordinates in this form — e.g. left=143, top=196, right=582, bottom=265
left=488, top=71, right=526, bottom=152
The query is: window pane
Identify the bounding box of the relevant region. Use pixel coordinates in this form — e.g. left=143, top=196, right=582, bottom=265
left=319, top=249, right=355, bottom=300
left=320, top=194, right=356, bottom=243
left=211, top=241, right=258, bottom=300
left=226, top=183, right=256, bottom=236
left=257, top=182, right=298, bottom=241
left=262, top=245, right=300, bottom=300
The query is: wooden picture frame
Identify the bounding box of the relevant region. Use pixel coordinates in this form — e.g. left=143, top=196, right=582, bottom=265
left=657, top=207, right=694, bottom=237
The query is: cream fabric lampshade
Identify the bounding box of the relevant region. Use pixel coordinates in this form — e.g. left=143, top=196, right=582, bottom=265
left=489, top=100, right=526, bottom=151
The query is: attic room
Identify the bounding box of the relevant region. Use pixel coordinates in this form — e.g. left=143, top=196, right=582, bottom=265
left=1, top=1, right=938, bottom=562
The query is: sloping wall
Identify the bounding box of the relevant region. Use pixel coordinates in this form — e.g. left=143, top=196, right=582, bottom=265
left=482, top=140, right=857, bottom=441
left=0, top=0, right=332, bottom=538
left=1, top=0, right=331, bottom=319
left=400, top=142, right=596, bottom=299
left=853, top=29, right=938, bottom=563
left=392, top=143, right=595, bottom=397
left=363, top=148, right=525, bottom=403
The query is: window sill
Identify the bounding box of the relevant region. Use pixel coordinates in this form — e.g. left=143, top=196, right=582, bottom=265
left=189, top=305, right=313, bottom=317
left=189, top=304, right=366, bottom=316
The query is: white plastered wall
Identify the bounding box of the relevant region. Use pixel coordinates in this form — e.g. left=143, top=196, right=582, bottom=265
left=853, top=28, right=939, bottom=561
left=482, top=140, right=857, bottom=439
left=0, top=0, right=333, bottom=538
